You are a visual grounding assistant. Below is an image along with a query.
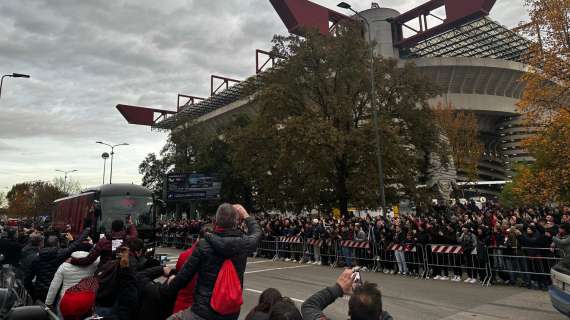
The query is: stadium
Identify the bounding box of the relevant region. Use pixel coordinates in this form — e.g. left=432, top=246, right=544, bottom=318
left=117, top=0, right=535, bottom=199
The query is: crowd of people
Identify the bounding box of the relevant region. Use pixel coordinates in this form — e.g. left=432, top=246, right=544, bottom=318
left=157, top=202, right=570, bottom=291
left=1, top=201, right=569, bottom=319
left=0, top=204, right=391, bottom=320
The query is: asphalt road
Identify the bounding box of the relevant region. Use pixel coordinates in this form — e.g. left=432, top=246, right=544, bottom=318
left=157, top=247, right=563, bottom=320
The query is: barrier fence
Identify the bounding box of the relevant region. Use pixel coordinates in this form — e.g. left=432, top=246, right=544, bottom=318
left=252, top=238, right=562, bottom=288
left=156, top=231, right=563, bottom=288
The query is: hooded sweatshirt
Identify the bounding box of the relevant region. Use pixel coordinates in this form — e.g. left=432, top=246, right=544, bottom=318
left=45, top=251, right=100, bottom=306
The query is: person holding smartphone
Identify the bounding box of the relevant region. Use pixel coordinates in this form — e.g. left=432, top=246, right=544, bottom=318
left=301, top=269, right=393, bottom=320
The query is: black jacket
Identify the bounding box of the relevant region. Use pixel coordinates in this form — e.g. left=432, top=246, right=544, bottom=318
left=19, top=244, right=40, bottom=290
left=26, top=228, right=89, bottom=293
left=301, top=284, right=393, bottom=320
left=0, top=238, right=22, bottom=266
left=167, top=217, right=261, bottom=320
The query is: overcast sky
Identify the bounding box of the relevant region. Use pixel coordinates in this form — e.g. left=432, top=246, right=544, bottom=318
left=0, top=0, right=528, bottom=194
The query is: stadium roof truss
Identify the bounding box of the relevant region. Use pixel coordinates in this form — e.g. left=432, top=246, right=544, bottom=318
left=119, top=0, right=533, bottom=131
left=401, top=16, right=531, bottom=63
left=152, top=79, right=253, bottom=130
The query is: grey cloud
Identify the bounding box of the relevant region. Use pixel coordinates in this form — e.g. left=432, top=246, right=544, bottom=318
left=0, top=0, right=528, bottom=191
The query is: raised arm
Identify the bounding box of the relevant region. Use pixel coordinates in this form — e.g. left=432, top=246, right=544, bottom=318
left=70, top=238, right=106, bottom=266
left=126, top=218, right=138, bottom=239
left=301, top=269, right=352, bottom=320
left=241, top=217, right=262, bottom=253
left=58, top=227, right=91, bottom=260
left=167, top=243, right=203, bottom=293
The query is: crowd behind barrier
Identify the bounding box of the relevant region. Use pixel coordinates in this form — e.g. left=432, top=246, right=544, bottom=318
left=1, top=201, right=570, bottom=319
left=156, top=202, right=570, bottom=290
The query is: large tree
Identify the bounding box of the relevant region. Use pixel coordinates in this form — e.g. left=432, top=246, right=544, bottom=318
left=6, top=181, right=66, bottom=218
left=53, top=177, right=82, bottom=195
left=511, top=109, right=570, bottom=205
left=518, top=0, right=570, bottom=122
left=139, top=152, right=171, bottom=196
left=228, top=24, right=442, bottom=215
left=508, top=0, right=570, bottom=205
left=433, top=102, right=483, bottom=181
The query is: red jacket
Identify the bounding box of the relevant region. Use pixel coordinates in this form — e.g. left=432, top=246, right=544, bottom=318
left=172, top=242, right=199, bottom=314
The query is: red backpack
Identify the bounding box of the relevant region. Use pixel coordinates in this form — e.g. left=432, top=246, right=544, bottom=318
left=210, top=259, right=243, bottom=315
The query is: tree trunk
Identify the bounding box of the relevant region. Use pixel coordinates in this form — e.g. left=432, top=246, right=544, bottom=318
left=335, top=156, right=350, bottom=218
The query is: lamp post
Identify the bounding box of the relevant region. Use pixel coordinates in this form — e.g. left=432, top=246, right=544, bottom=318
left=55, top=169, right=78, bottom=193
left=338, top=2, right=386, bottom=210
left=96, top=141, right=129, bottom=184
left=101, top=152, right=110, bottom=185
left=0, top=73, right=31, bottom=98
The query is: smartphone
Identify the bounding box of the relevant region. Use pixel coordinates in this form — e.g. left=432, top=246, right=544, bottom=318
left=156, top=254, right=168, bottom=266
left=352, top=267, right=363, bottom=289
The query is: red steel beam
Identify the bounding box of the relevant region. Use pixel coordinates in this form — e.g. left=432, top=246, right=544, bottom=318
left=116, top=104, right=176, bottom=126
left=393, top=0, right=497, bottom=48
left=269, top=0, right=348, bottom=36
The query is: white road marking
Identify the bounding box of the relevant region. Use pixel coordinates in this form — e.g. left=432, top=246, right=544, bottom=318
left=246, top=260, right=273, bottom=265
left=245, top=288, right=305, bottom=303
left=244, top=265, right=311, bottom=274
left=165, top=255, right=272, bottom=266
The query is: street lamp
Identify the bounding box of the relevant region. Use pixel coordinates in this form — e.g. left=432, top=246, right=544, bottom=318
left=338, top=2, right=387, bottom=210
left=0, top=73, right=31, bottom=98
left=96, top=141, right=129, bottom=184
left=101, top=152, right=110, bottom=185
left=55, top=169, right=78, bottom=193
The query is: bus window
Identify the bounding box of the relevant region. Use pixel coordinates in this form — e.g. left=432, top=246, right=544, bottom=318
left=99, top=195, right=153, bottom=233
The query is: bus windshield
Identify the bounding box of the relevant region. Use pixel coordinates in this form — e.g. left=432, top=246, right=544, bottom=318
left=99, top=195, right=153, bottom=233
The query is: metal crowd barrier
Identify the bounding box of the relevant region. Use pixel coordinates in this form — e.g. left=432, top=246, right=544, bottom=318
left=425, top=244, right=490, bottom=285
left=155, top=229, right=200, bottom=249
left=487, top=246, right=560, bottom=287
left=336, top=240, right=376, bottom=269
left=275, top=236, right=305, bottom=262
left=158, top=229, right=562, bottom=290
left=375, top=243, right=427, bottom=278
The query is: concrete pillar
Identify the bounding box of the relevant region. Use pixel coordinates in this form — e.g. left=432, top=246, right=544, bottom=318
left=358, top=7, right=400, bottom=58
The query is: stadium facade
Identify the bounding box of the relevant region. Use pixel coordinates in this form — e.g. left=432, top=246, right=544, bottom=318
left=117, top=0, right=535, bottom=199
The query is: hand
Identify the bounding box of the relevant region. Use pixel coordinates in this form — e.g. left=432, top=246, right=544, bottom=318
left=65, top=233, right=74, bottom=241
left=233, top=204, right=249, bottom=219
left=167, top=275, right=176, bottom=284
left=163, top=266, right=172, bottom=277
left=336, top=269, right=354, bottom=295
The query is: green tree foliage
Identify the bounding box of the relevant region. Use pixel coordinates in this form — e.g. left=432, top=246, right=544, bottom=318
left=163, top=116, right=254, bottom=208
left=6, top=181, right=66, bottom=218
left=228, top=24, right=441, bottom=215
left=433, top=102, right=483, bottom=181
left=139, top=152, right=171, bottom=196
